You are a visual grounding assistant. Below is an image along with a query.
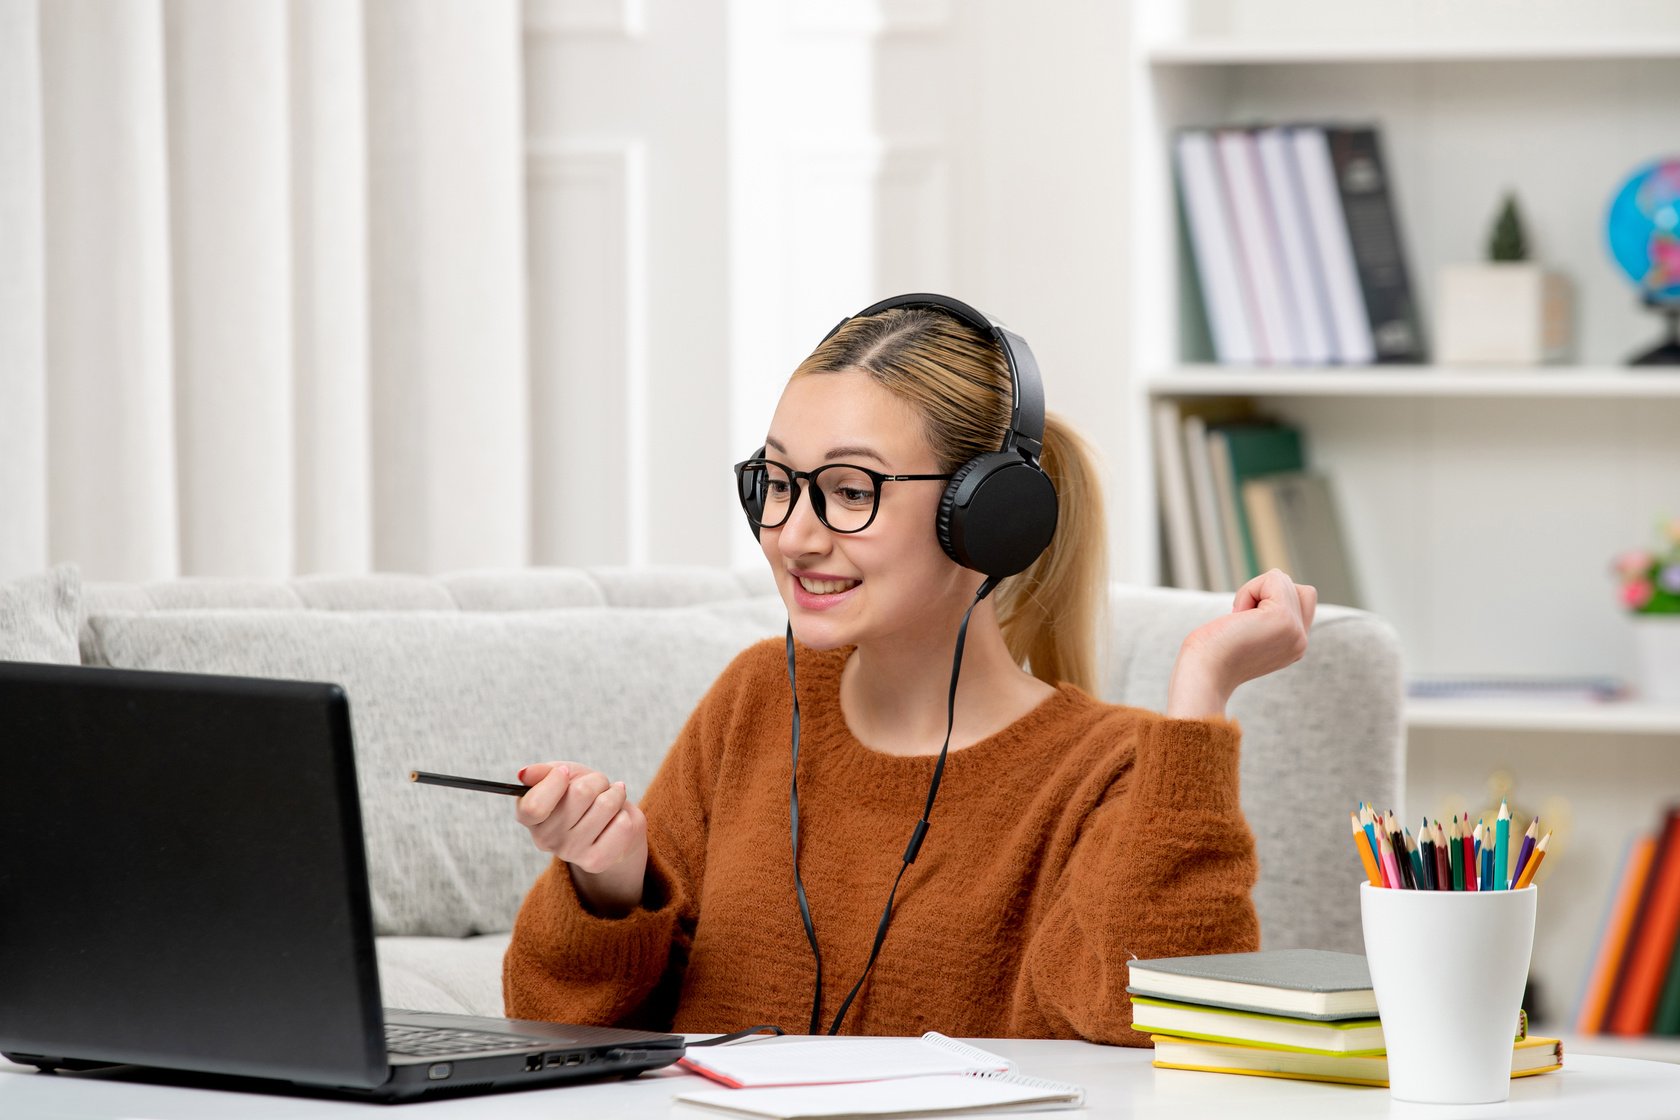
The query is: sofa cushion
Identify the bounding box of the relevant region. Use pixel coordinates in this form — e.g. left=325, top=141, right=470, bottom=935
left=0, top=564, right=82, bottom=664
left=85, top=599, right=785, bottom=939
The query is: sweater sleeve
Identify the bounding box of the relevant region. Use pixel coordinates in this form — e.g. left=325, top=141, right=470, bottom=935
left=502, top=647, right=753, bottom=1030
left=1010, top=713, right=1261, bottom=1046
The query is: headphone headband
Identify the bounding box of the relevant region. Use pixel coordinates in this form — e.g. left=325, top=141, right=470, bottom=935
left=821, top=293, right=1046, bottom=464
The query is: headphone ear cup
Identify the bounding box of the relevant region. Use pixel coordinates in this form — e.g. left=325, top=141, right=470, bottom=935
left=739, top=446, right=768, bottom=542
left=937, top=452, right=1059, bottom=578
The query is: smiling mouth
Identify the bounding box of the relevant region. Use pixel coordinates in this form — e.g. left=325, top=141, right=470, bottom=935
left=796, top=576, right=860, bottom=595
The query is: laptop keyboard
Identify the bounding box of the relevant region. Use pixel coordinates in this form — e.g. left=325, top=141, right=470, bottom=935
left=384, top=1023, right=556, bottom=1058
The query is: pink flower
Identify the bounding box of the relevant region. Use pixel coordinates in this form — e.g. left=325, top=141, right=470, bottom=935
left=1616, top=550, right=1656, bottom=578
left=1623, top=580, right=1655, bottom=609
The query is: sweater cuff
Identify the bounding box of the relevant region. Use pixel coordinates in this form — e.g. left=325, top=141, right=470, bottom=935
left=520, top=851, right=681, bottom=983
left=1129, top=714, right=1243, bottom=811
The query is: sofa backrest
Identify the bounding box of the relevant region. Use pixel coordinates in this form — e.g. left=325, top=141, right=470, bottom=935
left=77, top=567, right=1401, bottom=953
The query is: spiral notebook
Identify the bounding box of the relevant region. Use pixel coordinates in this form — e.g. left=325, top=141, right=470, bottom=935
left=674, top=1071, right=1085, bottom=1118
left=672, top=1034, right=1084, bottom=1117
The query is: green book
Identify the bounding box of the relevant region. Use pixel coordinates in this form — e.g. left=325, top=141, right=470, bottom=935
left=1205, top=422, right=1305, bottom=582
left=1654, top=919, right=1680, bottom=1034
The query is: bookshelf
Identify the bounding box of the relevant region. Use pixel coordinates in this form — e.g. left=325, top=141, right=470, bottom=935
left=1126, top=0, right=1680, bottom=1053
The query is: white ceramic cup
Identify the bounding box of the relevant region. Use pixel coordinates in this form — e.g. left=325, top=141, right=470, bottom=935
left=1359, top=882, right=1537, bottom=1104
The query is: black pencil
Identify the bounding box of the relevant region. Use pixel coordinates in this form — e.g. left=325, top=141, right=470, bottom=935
left=410, top=770, right=529, bottom=797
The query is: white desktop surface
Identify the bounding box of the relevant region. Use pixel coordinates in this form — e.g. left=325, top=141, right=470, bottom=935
left=4, top=1037, right=1679, bottom=1119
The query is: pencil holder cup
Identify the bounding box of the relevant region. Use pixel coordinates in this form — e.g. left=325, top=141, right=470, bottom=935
left=1359, top=882, right=1536, bottom=1105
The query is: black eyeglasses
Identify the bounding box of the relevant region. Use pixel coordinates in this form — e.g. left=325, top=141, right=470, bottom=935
left=733, top=457, right=953, bottom=534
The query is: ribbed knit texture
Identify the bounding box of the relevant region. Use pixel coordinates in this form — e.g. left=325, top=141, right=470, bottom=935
left=503, top=638, right=1259, bottom=1045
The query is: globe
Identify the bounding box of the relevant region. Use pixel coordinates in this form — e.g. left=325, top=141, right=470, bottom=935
left=1606, top=157, right=1680, bottom=304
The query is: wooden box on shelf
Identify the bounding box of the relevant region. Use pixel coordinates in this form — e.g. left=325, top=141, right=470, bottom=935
left=1435, top=263, right=1573, bottom=365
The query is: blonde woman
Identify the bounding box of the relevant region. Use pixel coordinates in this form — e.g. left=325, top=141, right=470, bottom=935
left=504, top=296, right=1315, bottom=1044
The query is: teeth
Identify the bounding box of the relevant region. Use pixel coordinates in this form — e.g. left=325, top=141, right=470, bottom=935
left=798, top=576, right=859, bottom=595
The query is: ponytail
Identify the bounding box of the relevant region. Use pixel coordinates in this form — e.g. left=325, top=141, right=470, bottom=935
left=995, top=414, right=1105, bottom=693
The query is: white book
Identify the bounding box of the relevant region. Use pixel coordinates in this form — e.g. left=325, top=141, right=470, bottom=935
left=1182, top=413, right=1233, bottom=592
left=1255, top=127, right=1336, bottom=364
left=1290, top=126, right=1375, bottom=365
left=1216, top=129, right=1299, bottom=364
left=1174, top=130, right=1258, bottom=364
left=678, top=1033, right=1009, bottom=1089
left=1152, top=399, right=1204, bottom=590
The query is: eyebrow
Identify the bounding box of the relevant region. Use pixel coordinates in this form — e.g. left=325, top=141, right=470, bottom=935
left=763, top=436, right=890, bottom=466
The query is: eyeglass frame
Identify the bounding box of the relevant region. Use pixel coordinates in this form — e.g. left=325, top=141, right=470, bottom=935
left=732, top=457, right=954, bottom=535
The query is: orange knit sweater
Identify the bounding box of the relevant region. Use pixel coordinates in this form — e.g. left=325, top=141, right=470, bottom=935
left=503, top=638, right=1259, bottom=1045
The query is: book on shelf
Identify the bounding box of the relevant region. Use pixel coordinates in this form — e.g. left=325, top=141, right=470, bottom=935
left=1174, top=121, right=1424, bottom=366
left=1576, top=833, right=1658, bottom=1034
left=1149, top=1033, right=1563, bottom=1088
left=1255, top=126, right=1336, bottom=364
left=1174, top=129, right=1257, bottom=365
left=1215, top=129, right=1300, bottom=364
left=1126, top=948, right=1378, bottom=1021
left=1607, top=806, right=1680, bottom=1036
left=1242, top=471, right=1362, bottom=608
left=1152, top=399, right=1204, bottom=590
left=1320, top=126, right=1426, bottom=363
left=1205, top=419, right=1305, bottom=584
left=1406, top=676, right=1629, bottom=703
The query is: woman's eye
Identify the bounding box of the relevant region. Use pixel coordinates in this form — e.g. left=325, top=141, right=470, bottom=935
left=834, top=486, right=874, bottom=506
left=764, top=480, right=791, bottom=498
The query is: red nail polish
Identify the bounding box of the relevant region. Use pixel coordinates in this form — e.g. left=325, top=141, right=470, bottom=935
left=517, top=766, right=529, bottom=782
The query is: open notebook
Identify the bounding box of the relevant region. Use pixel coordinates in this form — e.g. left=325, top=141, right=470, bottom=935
left=673, top=1034, right=1084, bottom=1118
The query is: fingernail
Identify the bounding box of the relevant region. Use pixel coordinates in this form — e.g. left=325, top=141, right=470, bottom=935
left=517, top=766, right=529, bottom=782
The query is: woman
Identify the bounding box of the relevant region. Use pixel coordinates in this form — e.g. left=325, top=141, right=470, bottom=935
left=503, top=296, right=1315, bottom=1045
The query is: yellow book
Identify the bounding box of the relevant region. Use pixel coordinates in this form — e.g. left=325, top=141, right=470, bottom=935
left=1150, top=1034, right=1563, bottom=1088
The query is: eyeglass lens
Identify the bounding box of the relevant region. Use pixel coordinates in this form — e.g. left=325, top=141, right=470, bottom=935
left=745, top=461, right=880, bottom=533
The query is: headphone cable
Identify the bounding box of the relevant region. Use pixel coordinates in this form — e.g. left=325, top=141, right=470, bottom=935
left=786, top=576, right=998, bottom=1035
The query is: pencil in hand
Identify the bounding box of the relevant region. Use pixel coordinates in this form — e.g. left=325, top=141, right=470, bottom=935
left=410, top=770, right=530, bottom=797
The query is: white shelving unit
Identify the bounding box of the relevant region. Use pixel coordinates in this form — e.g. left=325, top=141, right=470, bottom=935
left=1125, top=1, right=1680, bottom=1055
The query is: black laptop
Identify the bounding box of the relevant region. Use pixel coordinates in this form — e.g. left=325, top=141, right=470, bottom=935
left=0, top=660, right=684, bottom=1102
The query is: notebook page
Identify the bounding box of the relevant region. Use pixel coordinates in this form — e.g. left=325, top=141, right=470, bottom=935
left=673, top=1072, right=1085, bottom=1119
left=678, top=1033, right=1012, bottom=1088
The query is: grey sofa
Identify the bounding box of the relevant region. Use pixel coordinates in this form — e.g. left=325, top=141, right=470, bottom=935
left=3, top=564, right=1402, bottom=1022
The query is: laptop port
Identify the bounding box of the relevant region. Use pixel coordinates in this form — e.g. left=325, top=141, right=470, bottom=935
left=563, top=1053, right=585, bottom=1067
left=524, top=1054, right=543, bottom=1072
left=544, top=1053, right=564, bottom=1068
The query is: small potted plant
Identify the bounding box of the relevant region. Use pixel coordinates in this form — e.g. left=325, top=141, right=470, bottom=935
left=1613, top=519, right=1680, bottom=703
left=1436, top=192, right=1574, bottom=365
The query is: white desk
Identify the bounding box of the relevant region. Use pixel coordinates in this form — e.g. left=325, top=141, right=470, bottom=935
left=5, top=1038, right=1680, bottom=1119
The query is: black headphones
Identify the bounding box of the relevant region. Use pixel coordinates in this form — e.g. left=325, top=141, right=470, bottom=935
left=746, top=292, right=1059, bottom=580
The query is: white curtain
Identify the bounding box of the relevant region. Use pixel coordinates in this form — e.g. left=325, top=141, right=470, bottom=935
left=0, top=0, right=533, bottom=582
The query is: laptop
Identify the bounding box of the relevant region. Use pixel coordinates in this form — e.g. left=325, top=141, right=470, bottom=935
left=0, top=660, right=685, bottom=1102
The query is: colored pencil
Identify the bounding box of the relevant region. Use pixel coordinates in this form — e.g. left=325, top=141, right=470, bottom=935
left=1432, top=819, right=1451, bottom=891
left=1352, top=810, right=1383, bottom=886
left=1463, top=818, right=1477, bottom=891
left=1375, top=816, right=1404, bottom=891
left=1448, top=816, right=1463, bottom=890
left=1511, top=817, right=1539, bottom=889
left=1359, top=803, right=1383, bottom=880
left=1482, top=843, right=1495, bottom=892
left=1418, top=820, right=1436, bottom=890
left=1495, top=800, right=1511, bottom=890
left=1407, top=828, right=1428, bottom=890
left=1514, top=831, right=1550, bottom=890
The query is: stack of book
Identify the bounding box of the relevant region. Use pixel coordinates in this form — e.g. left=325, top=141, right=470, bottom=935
left=1151, top=401, right=1360, bottom=601
left=1576, top=803, right=1680, bottom=1036
left=1129, top=948, right=1563, bottom=1087
left=1174, top=123, right=1425, bottom=365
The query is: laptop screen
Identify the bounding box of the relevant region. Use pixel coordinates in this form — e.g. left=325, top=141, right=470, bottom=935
left=0, top=662, right=389, bottom=1089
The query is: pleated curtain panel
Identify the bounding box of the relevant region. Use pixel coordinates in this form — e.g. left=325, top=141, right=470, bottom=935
left=0, top=0, right=542, bottom=582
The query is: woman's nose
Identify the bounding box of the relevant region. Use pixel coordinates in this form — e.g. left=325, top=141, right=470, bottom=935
left=776, top=485, right=830, bottom=556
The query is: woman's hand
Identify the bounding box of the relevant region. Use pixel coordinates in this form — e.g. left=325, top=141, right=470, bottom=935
left=515, top=761, right=648, bottom=917
left=1166, top=569, right=1318, bottom=719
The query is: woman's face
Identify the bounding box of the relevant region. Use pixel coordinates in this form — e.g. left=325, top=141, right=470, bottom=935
left=759, top=370, right=978, bottom=652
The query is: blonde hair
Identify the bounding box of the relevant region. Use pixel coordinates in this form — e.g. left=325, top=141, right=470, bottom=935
left=790, top=307, right=1106, bottom=693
